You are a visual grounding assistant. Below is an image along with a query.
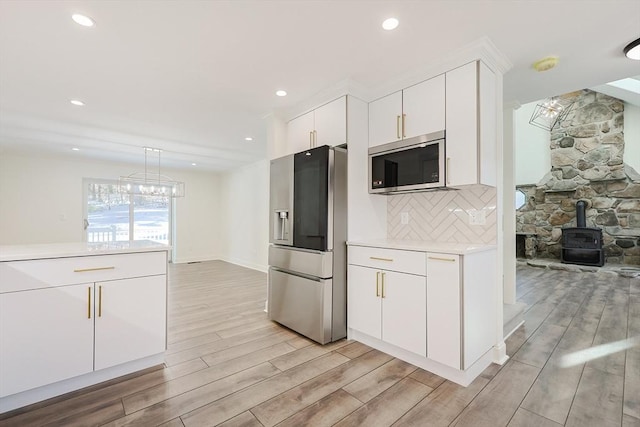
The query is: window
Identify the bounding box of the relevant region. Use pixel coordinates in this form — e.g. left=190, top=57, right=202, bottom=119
left=84, top=179, right=171, bottom=245
left=515, top=189, right=527, bottom=210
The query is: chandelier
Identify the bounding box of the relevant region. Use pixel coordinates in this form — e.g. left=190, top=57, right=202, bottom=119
left=529, top=96, right=576, bottom=131
left=119, top=147, right=185, bottom=197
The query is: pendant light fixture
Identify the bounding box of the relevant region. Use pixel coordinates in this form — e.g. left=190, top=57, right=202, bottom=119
left=119, top=147, right=185, bottom=197
left=529, top=95, right=576, bottom=131
left=624, top=38, right=640, bottom=60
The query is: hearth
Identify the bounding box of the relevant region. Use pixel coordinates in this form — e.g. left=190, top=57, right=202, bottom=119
left=561, top=201, right=604, bottom=267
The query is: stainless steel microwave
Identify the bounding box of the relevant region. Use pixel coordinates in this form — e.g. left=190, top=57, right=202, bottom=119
left=369, top=130, right=446, bottom=194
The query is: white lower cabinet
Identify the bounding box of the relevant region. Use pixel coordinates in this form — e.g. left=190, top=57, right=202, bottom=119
left=94, top=275, right=167, bottom=371
left=347, top=248, right=426, bottom=357
left=0, top=251, right=167, bottom=400
left=0, top=284, right=95, bottom=397
left=348, top=244, right=496, bottom=386
left=427, top=251, right=496, bottom=370
left=426, top=254, right=461, bottom=369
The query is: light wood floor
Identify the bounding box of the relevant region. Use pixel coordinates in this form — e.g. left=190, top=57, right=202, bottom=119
left=1, top=260, right=638, bottom=426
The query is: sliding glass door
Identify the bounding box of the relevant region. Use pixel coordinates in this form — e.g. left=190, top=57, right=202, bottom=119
left=83, top=179, right=171, bottom=246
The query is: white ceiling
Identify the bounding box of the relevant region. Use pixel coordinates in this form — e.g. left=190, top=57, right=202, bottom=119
left=1, top=1, right=639, bottom=171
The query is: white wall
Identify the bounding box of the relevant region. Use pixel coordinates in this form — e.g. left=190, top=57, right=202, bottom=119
left=514, top=101, right=551, bottom=185
left=0, top=151, right=222, bottom=263
left=347, top=96, right=387, bottom=241
left=625, top=103, right=640, bottom=173
left=218, top=159, right=269, bottom=272
left=514, top=100, right=640, bottom=184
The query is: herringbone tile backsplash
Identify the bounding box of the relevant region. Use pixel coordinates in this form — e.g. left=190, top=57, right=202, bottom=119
left=387, top=186, right=497, bottom=244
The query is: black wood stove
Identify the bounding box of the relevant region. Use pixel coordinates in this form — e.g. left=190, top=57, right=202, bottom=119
left=560, top=201, right=604, bottom=267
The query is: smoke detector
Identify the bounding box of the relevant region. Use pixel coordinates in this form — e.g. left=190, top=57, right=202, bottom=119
left=532, top=56, right=559, bottom=72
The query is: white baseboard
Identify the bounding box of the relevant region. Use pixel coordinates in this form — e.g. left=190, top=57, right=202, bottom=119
left=219, top=256, right=268, bottom=273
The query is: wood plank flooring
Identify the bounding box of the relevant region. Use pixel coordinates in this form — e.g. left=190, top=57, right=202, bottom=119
left=1, top=260, right=638, bottom=426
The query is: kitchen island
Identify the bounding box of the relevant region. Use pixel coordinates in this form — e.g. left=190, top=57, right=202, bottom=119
left=0, top=241, right=170, bottom=413
left=347, top=240, right=497, bottom=386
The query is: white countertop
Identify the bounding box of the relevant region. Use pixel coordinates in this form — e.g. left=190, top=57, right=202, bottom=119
left=0, top=241, right=171, bottom=262
left=347, top=239, right=496, bottom=255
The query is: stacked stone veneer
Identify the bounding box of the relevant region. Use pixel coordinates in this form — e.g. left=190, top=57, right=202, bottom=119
left=516, top=90, right=640, bottom=265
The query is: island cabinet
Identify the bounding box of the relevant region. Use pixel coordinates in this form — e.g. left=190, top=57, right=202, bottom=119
left=368, top=74, right=445, bottom=148
left=347, top=242, right=496, bottom=386
left=287, top=96, right=347, bottom=154
left=0, top=248, right=167, bottom=412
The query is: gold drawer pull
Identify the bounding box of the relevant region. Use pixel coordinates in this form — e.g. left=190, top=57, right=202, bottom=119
left=87, top=287, right=91, bottom=319
left=381, top=272, right=386, bottom=298
left=369, top=256, right=393, bottom=262
left=74, top=266, right=115, bottom=273
left=428, top=256, right=456, bottom=262
left=376, top=272, right=380, bottom=297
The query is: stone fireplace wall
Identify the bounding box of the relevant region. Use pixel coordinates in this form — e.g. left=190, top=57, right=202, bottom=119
left=516, top=90, right=640, bottom=265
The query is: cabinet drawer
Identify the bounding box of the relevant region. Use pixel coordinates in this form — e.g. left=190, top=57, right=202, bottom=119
left=0, top=251, right=167, bottom=293
left=348, top=246, right=426, bottom=276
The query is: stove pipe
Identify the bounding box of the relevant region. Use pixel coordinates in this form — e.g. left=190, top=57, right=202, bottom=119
left=576, top=200, right=587, bottom=228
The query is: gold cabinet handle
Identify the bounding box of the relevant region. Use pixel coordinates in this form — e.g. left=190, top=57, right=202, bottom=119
left=376, top=271, right=380, bottom=297
left=87, top=287, right=92, bottom=319
left=446, top=157, right=451, bottom=185
left=98, top=285, right=103, bottom=317
left=396, top=115, right=401, bottom=139
left=74, top=266, right=115, bottom=273
left=428, top=256, right=456, bottom=262
left=402, top=114, right=406, bottom=138
left=381, top=272, right=386, bottom=298
left=369, top=256, right=393, bottom=262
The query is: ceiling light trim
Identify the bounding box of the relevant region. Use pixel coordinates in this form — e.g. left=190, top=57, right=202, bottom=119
left=624, top=38, right=640, bottom=60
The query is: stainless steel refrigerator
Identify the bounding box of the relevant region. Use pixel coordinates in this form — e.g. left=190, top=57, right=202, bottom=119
left=268, top=145, right=347, bottom=344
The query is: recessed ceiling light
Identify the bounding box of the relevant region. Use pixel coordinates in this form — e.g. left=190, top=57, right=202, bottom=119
left=624, top=38, right=640, bottom=60
left=191, top=163, right=197, bottom=166
left=276, top=90, right=287, bottom=97
left=70, top=99, right=85, bottom=106
left=245, top=137, right=253, bottom=141
left=382, top=18, right=399, bottom=31
left=72, top=14, right=95, bottom=27
left=71, top=147, right=80, bottom=151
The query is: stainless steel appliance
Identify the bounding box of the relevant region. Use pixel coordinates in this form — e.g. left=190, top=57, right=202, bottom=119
left=369, top=130, right=446, bottom=194
left=268, top=145, right=347, bottom=344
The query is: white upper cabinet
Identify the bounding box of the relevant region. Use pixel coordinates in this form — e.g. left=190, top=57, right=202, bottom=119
left=286, top=96, right=347, bottom=154
left=445, top=61, right=497, bottom=187
left=287, top=110, right=315, bottom=154
left=369, top=75, right=445, bottom=148
left=314, top=96, right=347, bottom=147
left=402, top=75, right=446, bottom=139
left=368, top=90, right=402, bottom=148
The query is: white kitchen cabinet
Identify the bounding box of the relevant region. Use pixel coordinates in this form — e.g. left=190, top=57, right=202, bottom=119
left=347, top=264, right=382, bottom=339
left=0, top=248, right=168, bottom=408
left=0, top=284, right=95, bottom=397
left=286, top=96, right=347, bottom=154
left=426, top=253, right=461, bottom=369
left=426, top=250, right=496, bottom=370
left=348, top=246, right=426, bottom=357
left=445, top=60, right=496, bottom=187
left=368, top=75, right=445, bottom=148
left=94, top=275, right=167, bottom=370
left=368, top=90, right=402, bottom=147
